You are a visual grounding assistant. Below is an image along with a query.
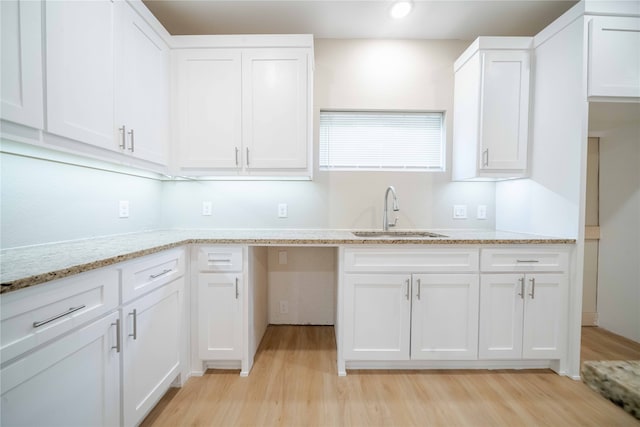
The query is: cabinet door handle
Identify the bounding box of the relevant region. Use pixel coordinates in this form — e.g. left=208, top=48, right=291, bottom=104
left=119, top=125, right=126, bottom=149
left=149, top=269, right=172, bottom=279
left=405, top=279, right=410, bottom=300
left=33, top=305, right=86, bottom=328
left=529, top=277, right=536, bottom=299
left=235, top=277, right=239, bottom=299
left=416, top=278, right=421, bottom=300
left=518, top=277, right=525, bottom=299
left=235, top=147, right=239, bottom=166
left=482, top=149, right=489, bottom=167
left=129, top=309, right=137, bottom=340
left=246, top=148, right=250, bottom=166
left=516, top=259, right=539, bottom=263
left=127, top=128, right=135, bottom=152
left=111, top=319, right=121, bottom=353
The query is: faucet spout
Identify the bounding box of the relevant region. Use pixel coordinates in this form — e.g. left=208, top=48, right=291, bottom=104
left=383, top=186, right=400, bottom=231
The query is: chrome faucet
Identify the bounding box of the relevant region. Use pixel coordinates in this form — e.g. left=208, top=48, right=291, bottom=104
left=383, top=186, right=400, bottom=231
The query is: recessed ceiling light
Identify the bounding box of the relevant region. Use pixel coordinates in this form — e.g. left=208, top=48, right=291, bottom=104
left=390, top=1, right=413, bottom=19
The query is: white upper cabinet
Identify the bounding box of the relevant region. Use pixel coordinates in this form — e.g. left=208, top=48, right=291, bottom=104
left=172, top=36, right=313, bottom=178
left=0, top=0, right=44, bottom=129
left=116, top=1, right=170, bottom=165
left=175, top=49, right=242, bottom=170
left=242, top=50, right=309, bottom=171
left=45, top=0, right=116, bottom=150
left=588, top=16, right=640, bottom=99
left=452, top=37, right=532, bottom=181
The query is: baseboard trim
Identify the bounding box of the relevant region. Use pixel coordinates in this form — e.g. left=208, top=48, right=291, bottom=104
left=582, top=312, right=599, bottom=326
left=345, top=359, right=555, bottom=371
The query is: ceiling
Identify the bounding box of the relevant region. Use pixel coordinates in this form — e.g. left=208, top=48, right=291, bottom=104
left=142, top=0, right=578, bottom=40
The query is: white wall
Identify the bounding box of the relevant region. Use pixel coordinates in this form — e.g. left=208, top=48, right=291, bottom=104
left=160, top=39, right=496, bottom=231
left=0, top=143, right=163, bottom=248
left=590, top=103, right=640, bottom=342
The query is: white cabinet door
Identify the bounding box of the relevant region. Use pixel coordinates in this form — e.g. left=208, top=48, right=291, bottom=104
left=122, top=279, right=182, bottom=427
left=411, top=274, right=479, bottom=360
left=198, top=273, right=243, bottom=360
left=522, top=274, right=566, bottom=359
left=479, top=274, right=524, bottom=359
left=588, top=16, right=640, bottom=98
left=116, top=1, right=169, bottom=165
left=242, top=50, right=309, bottom=170
left=479, top=51, right=530, bottom=171
left=343, top=274, right=411, bottom=361
left=45, top=0, right=115, bottom=150
left=175, top=50, right=242, bottom=170
left=0, top=0, right=43, bottom=129
left=1, top=312, right=120, bottom=427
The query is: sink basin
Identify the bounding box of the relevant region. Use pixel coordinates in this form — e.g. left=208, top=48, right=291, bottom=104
left=352, top=230, right=448, bottom=238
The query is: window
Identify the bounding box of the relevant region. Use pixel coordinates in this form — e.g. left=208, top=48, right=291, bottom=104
left=319, top=111, right=445, bottom=171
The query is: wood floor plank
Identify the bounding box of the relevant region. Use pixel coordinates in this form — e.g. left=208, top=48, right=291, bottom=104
left=141, top=325, right=640, bottom=426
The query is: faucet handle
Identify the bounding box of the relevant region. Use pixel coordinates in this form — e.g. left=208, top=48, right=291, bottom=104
left=389, top=217, right=399, bottom=228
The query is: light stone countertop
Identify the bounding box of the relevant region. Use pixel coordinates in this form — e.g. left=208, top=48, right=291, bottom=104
left=0, top=228, right=575, bottom=294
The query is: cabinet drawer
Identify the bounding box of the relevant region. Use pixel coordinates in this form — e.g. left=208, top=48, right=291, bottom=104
left=1, top=268, right=119, bottom=364
left=481, top=248, right=569, bottom=272
left=343, top=247, right=479, bottom=273
left=121, top=248, right=185, bottom=303
left=197, top=246, right=243, bottom=272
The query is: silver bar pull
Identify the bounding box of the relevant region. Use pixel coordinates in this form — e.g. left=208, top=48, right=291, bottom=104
left=129, top=309, right=137, bottom=340
left=235, top=277, right=239, bottom=299
left=416, top=278, right=421, bottom=300
left=517, top=277, right=525, bottom=299
left=33, top=305, right=86, bottom=328
left=111, top=319, right=121, bottom=353
left=149, top=269, right=172, bottom=279
left=127, top=129, right=135, bottom=152
left=246, top=147, right=250, bottom=166
left=119, top=125, right=126, bottom=149
left=235, top=147, right=239, bottom=166
left=529, top=277, right=536, bottom=299
left=516, top=259, right=540, bottom=263
left=482, top=149, right=489, bottom=167
left=405, top=279, right=410, bottom=300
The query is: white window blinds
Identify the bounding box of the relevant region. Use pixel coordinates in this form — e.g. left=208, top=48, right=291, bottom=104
left=319, top=111, right=445, bottom=171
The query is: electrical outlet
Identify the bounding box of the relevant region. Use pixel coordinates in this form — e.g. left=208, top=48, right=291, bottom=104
left=202, top=201, right=212, bottom=216
left=119, top=200, right=129, bottom=218
left=453, top=205, right=467, bottom=219
left=278, top=203, right=288, bottom=218
left=477, top=205, right=487, bottom=220
left=279, top=300, right=289, bottom=314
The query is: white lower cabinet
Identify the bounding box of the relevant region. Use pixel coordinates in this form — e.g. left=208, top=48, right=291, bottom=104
left=479, top=273, right=566, bottom=360
left=121, top=278, right=183, bottom=426
left=1, top=311, right=120, bottom=427
left=343, top=273, right=479, bottom=361
left=198, top=273, right=243, bottom=360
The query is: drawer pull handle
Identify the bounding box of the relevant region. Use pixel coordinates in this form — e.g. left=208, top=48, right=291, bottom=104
left=149, top=269, right=172, bottom=279
left=129, top=309, right=137, bottom=340
left=112, top=319, right=121, bottom=353
left=33, top=305, right=86, bottom=328
left=208, top=258, right=231, bottom=263
left=516, top=260, right=540, bottom=263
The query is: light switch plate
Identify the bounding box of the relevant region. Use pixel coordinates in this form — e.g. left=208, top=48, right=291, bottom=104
left=453, top=205, right=467, bottom=219
left=202, top=201, right=212, bottom=216
left=477, top=205, right=487, bottom=220
left=119, top=200, right=129, bottom=218
left=278, top=203, right=288, bottom=218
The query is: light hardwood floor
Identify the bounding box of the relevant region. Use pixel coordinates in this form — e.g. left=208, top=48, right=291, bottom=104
left=142, top=326, right=640, bottom=426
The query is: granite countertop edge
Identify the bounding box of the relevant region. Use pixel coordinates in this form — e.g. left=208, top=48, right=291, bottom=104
left=0, top=229, right=576, bottom=294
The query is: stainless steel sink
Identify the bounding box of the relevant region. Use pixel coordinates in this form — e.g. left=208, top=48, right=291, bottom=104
left=352, top=230, right=448, bottom=238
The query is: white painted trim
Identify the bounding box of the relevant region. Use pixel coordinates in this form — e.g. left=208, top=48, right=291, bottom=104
left=204, top=360, right=242, bottom=370
left=584, top=0, right=640, bottom=17
left=534, top=2, right=585, bottom=48
left=454, top=37, right=533, bottom=72
left=170, top=34, right=314, bottom=50
left=126, top=0, right=173, bottom=47
left=345, top=359, right=556, bottom=371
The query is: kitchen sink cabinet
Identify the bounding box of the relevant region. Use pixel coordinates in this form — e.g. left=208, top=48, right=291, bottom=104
left=587, top=16, right=640, bottom=99
left=341, top=247, right=480, bottom=367
left=0, top=0, right=44, bottom=129
left=172, top=39, right=313, bottom=178
left=452, top=37, right=532, bottom=180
